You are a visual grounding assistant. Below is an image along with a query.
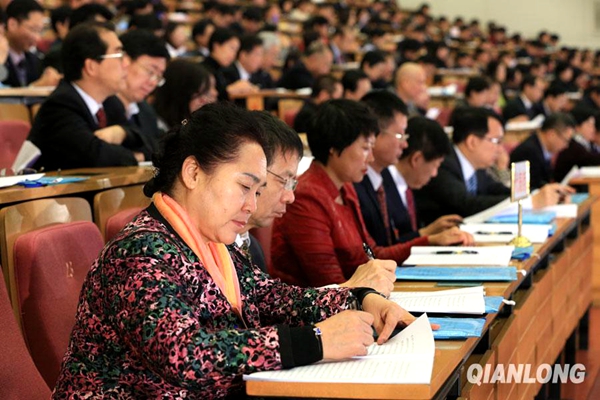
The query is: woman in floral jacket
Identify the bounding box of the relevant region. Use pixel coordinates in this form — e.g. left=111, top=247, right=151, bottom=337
left=53, top=103, right=413, bottom=399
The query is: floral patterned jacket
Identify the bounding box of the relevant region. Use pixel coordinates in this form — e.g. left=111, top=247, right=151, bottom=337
left=52, top=207, right=352, bottom=399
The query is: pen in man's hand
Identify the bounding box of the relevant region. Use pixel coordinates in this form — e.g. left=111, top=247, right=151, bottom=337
left=435, top=250, right=478, bottom=255
left=474, top=231, right=513, bottom=235
left=363, top=242, right=375, bottom=260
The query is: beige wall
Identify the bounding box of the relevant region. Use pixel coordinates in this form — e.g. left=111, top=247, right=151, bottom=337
left=398, top=0, right=600, bottom=49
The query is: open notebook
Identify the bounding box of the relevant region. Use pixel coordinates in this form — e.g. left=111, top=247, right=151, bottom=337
left=389, top=286, right=486, bottom=314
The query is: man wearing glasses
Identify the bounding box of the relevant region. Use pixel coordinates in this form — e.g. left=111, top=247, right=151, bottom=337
left=3, top=0, right=61, bottom=88
left=29, top=22, right=146, bottom=171
left=356, top=91, right=470, bottom=247
left=510, top=112, right=576, bottom=189
left=111, top=30, right=170, bottom=161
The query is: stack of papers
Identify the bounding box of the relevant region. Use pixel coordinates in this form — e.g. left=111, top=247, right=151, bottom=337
left=244, top=314, right=435, bottom=384
left=460, top=223, right=551, bottom=243
left=578, top=166, right=600, bottom=177
left=402, top=246, right=514, bottom=266
left=395, top=266, right=518, bottom=282
left=390, top=286, right=485, bottom=314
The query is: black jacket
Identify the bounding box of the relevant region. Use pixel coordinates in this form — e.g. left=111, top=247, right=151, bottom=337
left=509, top=133, right=552, bottom=190
left=3, top=51, right=42, bottom=87
left=277, top=61, right=314, bottom=90
left=502, top=96, right=541, bottom=121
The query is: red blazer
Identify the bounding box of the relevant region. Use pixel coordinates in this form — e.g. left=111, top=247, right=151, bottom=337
left=270, top=162, right=429, bottom=287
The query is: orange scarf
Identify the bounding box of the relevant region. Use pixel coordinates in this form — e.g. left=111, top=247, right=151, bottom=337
left=153, top=192, right=243, bottom=318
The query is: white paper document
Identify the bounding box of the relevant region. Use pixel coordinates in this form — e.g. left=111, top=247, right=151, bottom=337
left=244, top=314, right=435, bottom=384
left=460, top=223, right=551, bottom=243
left=402, top=246, right=514, bottom=266
left=389, top=286, right=486, bottom=314
left=578, top=166, right=600, bottom=177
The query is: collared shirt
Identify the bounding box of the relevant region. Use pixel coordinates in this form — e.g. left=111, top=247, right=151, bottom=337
left=71, top=82, right=102, bottom=124
left=365, top=165, right=383, bottom=191
left=387, top=165, right=408, bottom=207
left=235, top=61, right=251, bottom=81
left=520, top=93, right=533, bottom=110
left=573, top=133, right=592, bottom=152
left=9, top=49, right=26, bottom=86
left=454, top=145, right=476, bottom=187
left=8, top=49, right=25, bottom=68
left=537, top=134, right=552, bottom=161
left=126, top=102, right=140, bottom=120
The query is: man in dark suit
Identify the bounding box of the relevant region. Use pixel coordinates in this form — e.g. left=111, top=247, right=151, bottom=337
left=28, top=23, right=146, bottom=171
left=3, top=0, right=61, bottom=88
left=293, top=75, right=342, bottom=134
left=223, top=35, right=273, bottom=89
left=386, top=117, right=465, bottom=243
left=111, top=30, right=170, bottom=161
left=278, top=41, right=333, bottom=90
left=511, top=112, right=576, bottom=189
left=415, top=108, right=511, bottom=223
left=502, top=75, right=545, bottom=122
left=538, top=83, right=569, bottom=117
left=355, top=91, right=470, bottom=247
left=236, top=112, right=397, bottom=295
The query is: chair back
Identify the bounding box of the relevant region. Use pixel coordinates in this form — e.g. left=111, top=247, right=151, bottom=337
left=0, top=120, right=31, bottom=169
left=0, top=269, right=51, bottom=399
left=0, top=197, right=103, bottom=389
left=93, top=185, right=150, bottom=241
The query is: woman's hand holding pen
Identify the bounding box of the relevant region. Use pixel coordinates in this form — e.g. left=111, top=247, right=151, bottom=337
left=316, top=310, right=375, bottom=360
left=532, top=183, right=576, bottom=208
left=419, top=214, right=463, bottom=236
left=428, top=226, right=475, bottom=246
left=339, top=259, right=396, bottom=297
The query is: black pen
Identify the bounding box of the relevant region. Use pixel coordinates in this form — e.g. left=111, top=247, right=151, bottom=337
left=474, top=231, right=513, bottom=235
left=435, top=250, right=478, bottom=255
left=363, top=242, right=375, bottom=260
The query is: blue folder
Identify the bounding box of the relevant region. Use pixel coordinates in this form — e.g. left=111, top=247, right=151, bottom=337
left=484, top=296, right=505, bottom=313
left=430, top=317, right=486, bottom=339
left=569, top=193, right=589, bottom=204
left=486, top=210, right=556, bottom=224
left=396, top=266, right=518, bottom=282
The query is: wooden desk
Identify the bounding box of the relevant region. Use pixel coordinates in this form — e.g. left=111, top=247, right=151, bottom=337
left=0, top=86, right=54, bottom=122
left=247, top=199, right=595, bottom=399
left=0, top=166, right=153, bottom=207
left=229, top=89, right=309, bottom=111
left=0, top=87, right=54, bottom=100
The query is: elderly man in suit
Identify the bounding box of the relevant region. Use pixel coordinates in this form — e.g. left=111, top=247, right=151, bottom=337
left=28, top=22, right=147, bottom=171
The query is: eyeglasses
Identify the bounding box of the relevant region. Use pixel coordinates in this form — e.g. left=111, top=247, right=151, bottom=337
left=383, top=130, right=410, bottom=141
left=96, top=51, right=127, bottom=61
left=267, top=170, right=298, bottom=191
left=482, top=136, right=502, bottom=145
left=137, top=62, right=166, bottom=87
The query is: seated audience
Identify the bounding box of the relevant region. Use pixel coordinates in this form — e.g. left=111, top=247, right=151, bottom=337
left=3, top=0, right=61, bottom=87
left=153, top=59, right=217, bottom=133
left=356, top=90, right=470, bottom=247
left=163, top=22, right=188, bottom=59
left=53, top=103, right=414, bottom=398
left=342, top=69, right=372, bottom=101
left=538, top=83, right=569, bottom=117
left=393, top=62, right=428, bottom=117
left=223, top=35, right=269, bottom=89
left=278, top=41, right=333, bottom=90
left=29, top=22, right=147, bottom=171
left=360, top=50, right=388, bottom=89
left=457, top=77, right=491, bottom=108
left=272, top=99, right=460, bottom=288
left=187, top=19, right=214, bottom=58
left=510, top=112, right=576, bottom=189
left=293, top=74, right=342, bottom=134
left=502, top=75, right=545, bottom=122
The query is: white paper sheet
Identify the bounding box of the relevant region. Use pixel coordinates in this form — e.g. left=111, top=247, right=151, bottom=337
left=389, top=287, right=486, bottom=314
left=402, top=246, right=514, bottom=266
left=460, top=223, right=551, bottom=243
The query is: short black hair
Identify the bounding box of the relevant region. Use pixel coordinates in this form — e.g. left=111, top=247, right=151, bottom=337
left=465, top=77, right=491, bottom=98
left=311, top=74, right=340, bottom=99
left=252, top=111, right=303, bottom=159
left=242, top=6, right=263, bottom=22
left=361, top=90, right=408, bottom=129
left=541, top=112, right=576, bottom=132
left=69, top=3, right=113, bottom=29
left=520, top=74, right=539, bottom=91
left=342, top=69, right=369, bottom=93
left=50, top=5, right=72, bottom=34
left=120, top=29, right=170, bottom=61
left=360, top=50, right=386, bottom=69
left=208, top=27, right=238, bottom=52
left=544, top=83, right=568, bottom=98
left=144, top=103, right=273, bottom=197
left=214, top=3, right=235, bottom=16
left=6, top=0, right=44, bottom=22
left=308, top=99, right=379, bottom=165
left=569, top=106, right=596, bottom=126
left=451, top=107, right=489, bottom=144
left=238, top=34, right=263, bottom=55
left=128, top=14, right=162, bottom=31
left=61, top=22, right=115, bottom=82
left=401, top=117, right=450, bottom=161
left=192, top=19, right=213, bottom=38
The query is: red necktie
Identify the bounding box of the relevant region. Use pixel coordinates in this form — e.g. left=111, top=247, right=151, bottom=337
left=96, top=108, right=107, bottom=129
left=376, top=185, right=392, bottom=246
left=405, top=187, right=417, bottom=232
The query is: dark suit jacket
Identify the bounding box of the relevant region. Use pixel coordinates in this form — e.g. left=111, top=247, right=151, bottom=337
left=293, top=101, right=317, bottom=134
left=509, top=133, right=552, bottom=190
left=248, top=233, right=268, bottom=273
left=354, top=175, right=393, bottom=247
left=200, top=56, right=230, bottom=101
left=106, top=98, right=161, bottom=161
left=554, top=137, right=600, bottom=182
left=414, top=148, right=510, bottom=224
left=381, top=168, right=421, bottom=243
left=502, top=96, right=541, bottom=121
left=277, top=61, right=314, bottom=90
left=28, top=80, right=140, bottom=171
left=3, top=51, right=42, bottom=87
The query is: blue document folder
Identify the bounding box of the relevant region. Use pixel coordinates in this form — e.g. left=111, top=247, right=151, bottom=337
left=429, top=317, right=486, bottom=339
left=569, top=193, right=589, bottom=204
left=484, top=296, right=505, bottom=313
left=486, top=210, right=556, bottom=224
left=396, top=266, right=518, bottom=282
